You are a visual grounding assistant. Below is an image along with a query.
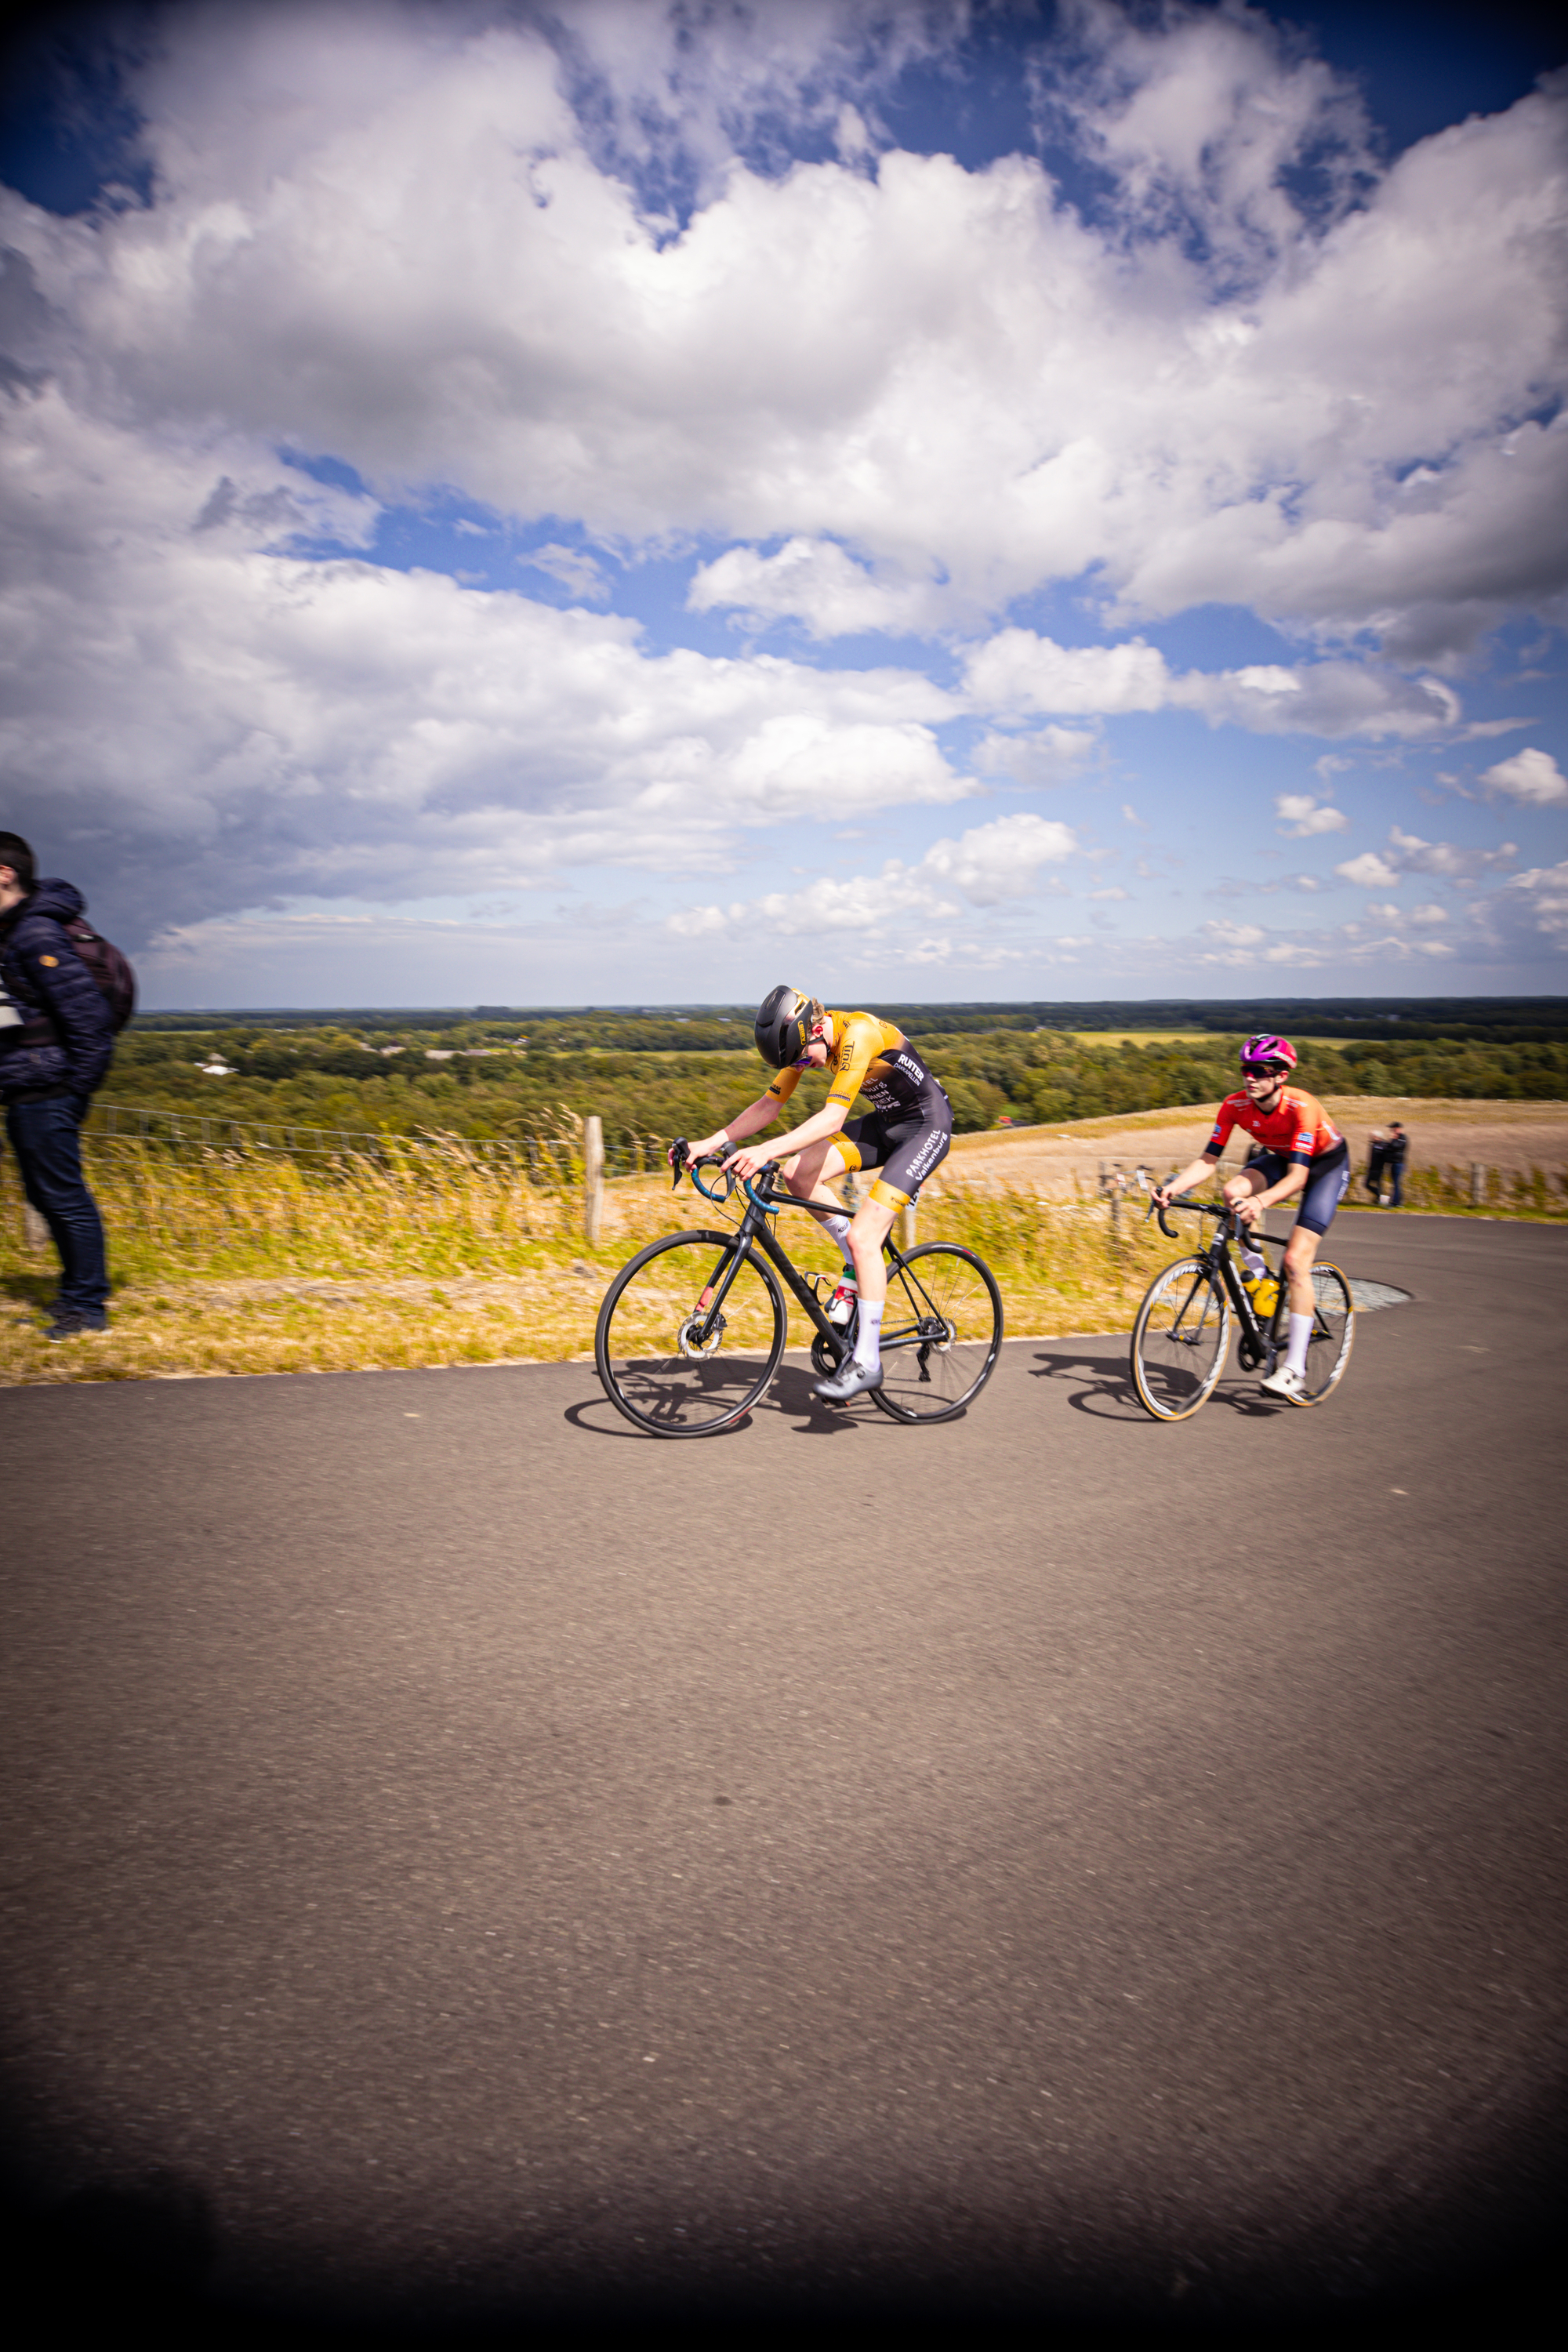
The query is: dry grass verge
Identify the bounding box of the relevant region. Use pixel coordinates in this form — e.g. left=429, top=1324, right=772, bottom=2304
left=3, top=1127, right=1560, bottom=1386
left=2, top=1142, right=1178, bottom=1385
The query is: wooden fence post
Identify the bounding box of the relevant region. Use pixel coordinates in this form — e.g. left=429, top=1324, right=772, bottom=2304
left=583, top=1115, right=604, bottom=1246
left=23, top=1203, right=49, bottom=1254
left=1470, top=1162, right=1484, bottom=1208
left=900, top=1201, right=917, bottom=1254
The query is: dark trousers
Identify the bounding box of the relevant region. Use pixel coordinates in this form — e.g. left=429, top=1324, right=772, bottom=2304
left=1386, top=1158, right=1404, bottom=1207
left=4, top=1093, right=109, bottom=1316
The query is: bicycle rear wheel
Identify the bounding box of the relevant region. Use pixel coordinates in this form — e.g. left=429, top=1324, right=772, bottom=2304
left=1131, top=1256, right=1230, bottom=1421
left=870, top=1243, right=1003, bottom=1423
left=595, top=1230, right=785, bottom=1436
left=1295, top=1263, right=1354, bottom=1403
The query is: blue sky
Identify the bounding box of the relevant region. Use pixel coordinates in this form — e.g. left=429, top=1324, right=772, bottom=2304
left=2, top=0, right=1565, bottom=1007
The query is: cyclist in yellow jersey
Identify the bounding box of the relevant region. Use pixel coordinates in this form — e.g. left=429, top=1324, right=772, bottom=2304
left=676, top=985, right=953, bottom=1403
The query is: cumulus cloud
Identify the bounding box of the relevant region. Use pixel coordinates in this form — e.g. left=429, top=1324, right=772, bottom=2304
left=0, top=0, right=1561, bottom=657
left=667, top=810, right=1077, bottom=939
left=4, top=0, right=1566, bottom=993
left=972, top=724, right=1098, bottom=788
left=688, top=539, right=945, bottom=637
left=1483, top=861, right=1568, bottom=955
left=1275, top=792, right=1348, bottom=837
left=1335, top=827, right=1519, bottom=891
left=1479, top=746, right=1568, bottom=807
left=962, top=630, right=1461, bottom=739
left=0, top=380, right=974, bottom=947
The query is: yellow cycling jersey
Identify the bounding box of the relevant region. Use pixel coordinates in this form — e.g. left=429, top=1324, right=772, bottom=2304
left=764, top=1009, right=940, bottom=1118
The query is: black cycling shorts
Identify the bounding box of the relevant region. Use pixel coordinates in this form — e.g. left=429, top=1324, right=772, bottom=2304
left=1244, top=1140, right=1350, bottom=1236
left=839, top=1102, right=952, bottom=1210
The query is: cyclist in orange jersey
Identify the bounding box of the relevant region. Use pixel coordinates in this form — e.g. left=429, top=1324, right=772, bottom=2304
left=675, top=985, right=953, bottom=1405
left=1152, top=1033, right=1351, bottom=1406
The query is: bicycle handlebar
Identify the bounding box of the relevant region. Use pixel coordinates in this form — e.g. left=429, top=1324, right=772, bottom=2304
left=1147, top=1194, right=1284, bottom=1254
left=669, top=1141, right=737, bottom=1204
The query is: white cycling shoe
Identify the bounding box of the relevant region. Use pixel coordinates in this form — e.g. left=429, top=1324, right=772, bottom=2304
left=1259, top=1364, right=1308, bottom=1404
left=812, top=1358, right=884, bottom=1403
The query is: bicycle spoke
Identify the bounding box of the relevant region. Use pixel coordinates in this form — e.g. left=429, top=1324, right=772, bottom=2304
left=871, top=1244, right=1003, bottom=1423
left=595, top=1234, right=784, bottom=1436
left=1131, top=1257, right=1229, bottom=1421
left=1297, top=1264, right=1354, bottom=1403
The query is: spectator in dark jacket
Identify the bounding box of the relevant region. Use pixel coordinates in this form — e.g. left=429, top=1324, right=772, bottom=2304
left=1383, top=1121, right=1408, bottom=1207
left=0, top=831, right=115, bottom=1336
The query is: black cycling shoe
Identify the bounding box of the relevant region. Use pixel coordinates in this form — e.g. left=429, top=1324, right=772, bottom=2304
left=811, top=1358, right=884, bottom=1403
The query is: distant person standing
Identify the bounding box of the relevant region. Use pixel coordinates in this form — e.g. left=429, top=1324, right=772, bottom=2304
left=0, top=832, right=116, bottom=1337
left=1364, top=1127, right=1388, bottom=1200
left=1383, top=1121, right=1409, bottom=1207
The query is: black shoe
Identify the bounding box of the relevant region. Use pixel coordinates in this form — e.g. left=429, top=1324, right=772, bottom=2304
left=811, top=1358, right=884, bottom=1403
left=44, top=1312, right=109, bottom=1341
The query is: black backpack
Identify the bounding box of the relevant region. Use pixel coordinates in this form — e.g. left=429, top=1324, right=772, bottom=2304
left=4, top=916, right=138, bottom=1041
left=61, top=917, right=137, bottom=1031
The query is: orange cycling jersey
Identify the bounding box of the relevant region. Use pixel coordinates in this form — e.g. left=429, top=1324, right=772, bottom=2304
left=1207, top=1085, right=1343, bottom=1168
left=764, top=1009, right=940, bottom=1120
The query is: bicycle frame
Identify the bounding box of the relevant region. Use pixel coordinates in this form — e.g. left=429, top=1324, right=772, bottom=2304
left=681, top=1156, right=935, bottom=1364
left=1154, top=1200, right=1288, bottom=1365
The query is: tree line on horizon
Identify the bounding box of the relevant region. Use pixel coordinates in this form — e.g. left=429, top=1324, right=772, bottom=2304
left=99, top=1016, right=1568, bottom=1152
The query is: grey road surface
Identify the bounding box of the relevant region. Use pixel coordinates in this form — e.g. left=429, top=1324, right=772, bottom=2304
left=1, top=1213, right=1564, bottom=2331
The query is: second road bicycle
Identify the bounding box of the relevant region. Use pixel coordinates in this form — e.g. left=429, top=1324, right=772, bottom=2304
left=595, top=1146, right=1003, bottom=1437
left=1130, top=1196, right=1354, bottom=1422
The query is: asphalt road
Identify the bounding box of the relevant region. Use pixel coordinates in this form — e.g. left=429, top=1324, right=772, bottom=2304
left=2, top=1213, right=1564, bottom=2334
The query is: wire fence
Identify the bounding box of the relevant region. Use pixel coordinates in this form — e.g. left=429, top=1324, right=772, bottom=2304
left=82, top=1101, right=665, bottom=1186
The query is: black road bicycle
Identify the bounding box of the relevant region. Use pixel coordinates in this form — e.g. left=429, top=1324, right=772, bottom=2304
left=1129, top=1197, right=1354, bottom=1422
left=594, top=1147, right=1004, bottom=1437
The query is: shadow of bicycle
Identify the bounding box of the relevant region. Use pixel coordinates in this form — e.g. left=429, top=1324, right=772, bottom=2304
left=565, top=1356, right=919, bottom=1440
left=1026, top=1334, right=1304, bottom=1425
left=1025, top=1338, right=1147, bottom=1421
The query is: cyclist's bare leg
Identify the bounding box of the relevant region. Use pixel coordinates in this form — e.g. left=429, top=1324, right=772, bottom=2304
left=1220, top=1166, right=1269, bottom=1213
left=784, top=1143, right=895, bottom=1306
left=1220, top=1164, right=1320, bottom=1315
left=1282, top=1221, right=1320, bottom=1315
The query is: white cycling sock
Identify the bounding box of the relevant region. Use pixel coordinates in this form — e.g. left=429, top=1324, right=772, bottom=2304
left=819, top=1211, right=853, bottom=1253
left=1241, top=1246, right=1266, bottom=1279
left=1285, top=1310, right=1312, bottom=1377
left=853, top=1296, right=884, bottom=1371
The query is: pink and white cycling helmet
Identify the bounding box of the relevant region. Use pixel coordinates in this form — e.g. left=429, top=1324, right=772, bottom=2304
left=1241, top=1032, right=1298, bottom=1071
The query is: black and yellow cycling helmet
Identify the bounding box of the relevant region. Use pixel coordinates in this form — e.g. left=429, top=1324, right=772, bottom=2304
left=754, top=984, right=821, bottom=1069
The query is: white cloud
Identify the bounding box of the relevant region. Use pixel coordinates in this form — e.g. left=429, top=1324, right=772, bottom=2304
left=1478, top=861, right=1568, bottom=956
left=972, top=724, right=1098, bottom=788
left=1410, top=903, right=1449, bottom=925
left=688, top=539, right=943, bottom=637
left=1334, top=852, right=1401, bottom=888
left=668, top=810, right=1077, bottom=939
left=1479, top=747, right=1568, bottom=807
left=1336, top=828, right=1519, bottom=891
left=1199, top=918, right=1265, bottom=947
left=1275, top=793, right=1348, bottom=837
left=519, top=543, right=609, bottom=601
left=962, top=630, right=1461, bottom=739
left=1, top=0, right=1561, bottom=661
left=0, top=383, right=973, bottom=946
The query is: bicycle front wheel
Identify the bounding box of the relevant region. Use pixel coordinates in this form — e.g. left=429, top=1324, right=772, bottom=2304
left=595, top=1230, right=785, bottom=1436
left=1295, top=1263, right=1354, bottom=1404
left=1131, top=1256, right=1230, bottom=1421
left=870, top=1243, right=1004, bottom=1423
